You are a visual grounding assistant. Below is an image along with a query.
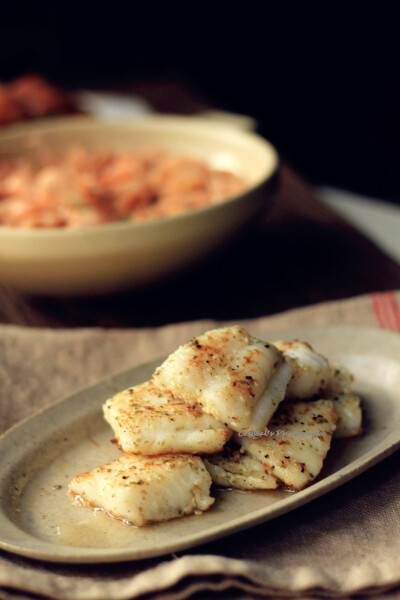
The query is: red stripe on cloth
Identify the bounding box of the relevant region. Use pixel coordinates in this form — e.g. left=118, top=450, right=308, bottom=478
left=381, top=294, right=396, bottom=331
left=372, top=292, right=400, bottom=332
left=388, top=291, right=400, bottom=332
left=372, top=294, right=390, bottom=329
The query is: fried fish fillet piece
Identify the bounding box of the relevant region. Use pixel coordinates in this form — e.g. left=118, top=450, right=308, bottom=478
left=273, top=340, right=331, bottom=400
left=68, top=453, right=214, bottom=526
left=324, top=365, right=354, bottom=396
left=274, top=340, right=354, bottom=399
left=331, top=393, right=362, bottom=438
left=153, top=326, right=293, bottom=432
left=237, top=399, right=337, bottom=490
left=205, top=446, right=278, bottom=490
left=103, top=381, right=230, bottom=455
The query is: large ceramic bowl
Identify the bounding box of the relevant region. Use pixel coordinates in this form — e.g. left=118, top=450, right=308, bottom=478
left=0, top=116, right=278, bottom=295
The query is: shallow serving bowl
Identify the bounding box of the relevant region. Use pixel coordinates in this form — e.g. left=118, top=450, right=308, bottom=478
left=0, top=116, right=278, bottom=296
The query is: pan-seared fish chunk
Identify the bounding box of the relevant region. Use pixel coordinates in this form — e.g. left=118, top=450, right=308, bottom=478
left=274, top=340, right=331, bottom=400
left=68, top=453, right=214, bottom=527
left=153, top=326, right=293, bottom=432
left=331, top=393, right=362, bottom=438
left=205, top=446, right=278, bottom=490
left=237, top=400, right=337, bottom=490
left=274, top=341, right=354, bottom=400
left=324, top=365, right=354, bottom=396
left=103, top=381, right=230, bottom=455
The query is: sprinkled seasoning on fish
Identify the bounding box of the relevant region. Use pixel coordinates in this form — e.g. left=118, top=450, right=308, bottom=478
left=103, top=380, right=230, bottom=455
left=68, top=453, right=214, bottom=527
left=237, top=400, right=337, bottom=490
left=153, top=326, right=293, bottom=432
left=205, top=446, right=278, bottom=490
left=68, top=326, right=362, bottom=525
left=330, top=393, right=362, bottom=438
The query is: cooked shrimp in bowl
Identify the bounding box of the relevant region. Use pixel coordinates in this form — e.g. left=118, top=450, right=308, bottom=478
left=0, top=146, right=246, bottom=228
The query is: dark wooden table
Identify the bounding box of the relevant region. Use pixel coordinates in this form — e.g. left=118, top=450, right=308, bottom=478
left=1, top=82, right=400, bottom=328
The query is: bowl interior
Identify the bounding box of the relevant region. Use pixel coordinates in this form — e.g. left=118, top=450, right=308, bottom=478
left=0, top=115, right=278, bottom=194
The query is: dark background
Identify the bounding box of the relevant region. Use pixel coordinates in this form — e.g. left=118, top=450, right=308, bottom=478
left=1, top=4, right=399, bottom=201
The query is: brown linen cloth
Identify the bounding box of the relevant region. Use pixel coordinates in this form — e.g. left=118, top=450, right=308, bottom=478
left=1, top=291, right=400, bottom=600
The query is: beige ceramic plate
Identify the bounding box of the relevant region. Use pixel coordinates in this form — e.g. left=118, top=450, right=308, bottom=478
left=1, top=325, right=400, bottom=564
left=0, top=116, right=278, bottom=295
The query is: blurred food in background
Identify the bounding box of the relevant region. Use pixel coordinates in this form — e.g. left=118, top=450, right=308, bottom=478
left=0, top=117, right=277, bottom=294
left=0, top=75, right=78, bottom=127
left=0, top=146, right=245, bottom=228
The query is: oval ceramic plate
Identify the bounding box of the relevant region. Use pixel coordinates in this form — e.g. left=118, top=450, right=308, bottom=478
left=1, top=325, right=400, bottom=563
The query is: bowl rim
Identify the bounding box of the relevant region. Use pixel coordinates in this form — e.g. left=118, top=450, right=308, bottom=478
left=0, top=115, right=279, bottom=238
